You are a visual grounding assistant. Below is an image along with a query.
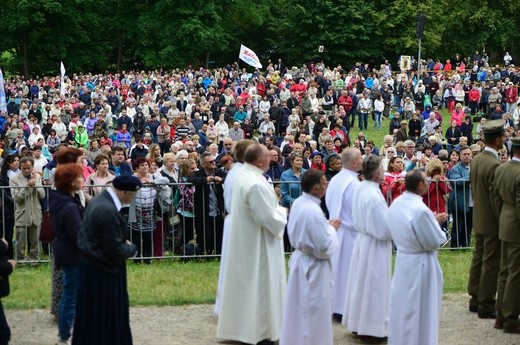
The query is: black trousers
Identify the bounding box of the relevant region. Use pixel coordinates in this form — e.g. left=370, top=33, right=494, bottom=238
left=0, top=301, right=10, bottom=345
left=451, top=208, right=473, bottom=248
left=194, top=215, right=223, bottom=255
left=131, top=230, right=153, bottom=264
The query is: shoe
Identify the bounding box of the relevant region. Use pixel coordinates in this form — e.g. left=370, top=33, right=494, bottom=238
left=469, top=305, right=478, bottom=313
left=256, top=340, right=275, bottom=345
left=478, top=309, right=497, bottom=319
left=55, top=337, right=68, bottom=344
left=503, top=323, right=520, bottom=334
left=332, top=313, right=343, bottom=322
left=357, top=335, right=388, bottom=344
left=494, top=318, right=504, bottom=330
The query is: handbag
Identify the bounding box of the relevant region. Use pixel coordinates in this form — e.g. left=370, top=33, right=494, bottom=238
left=39, top=211, right=54, bottom=244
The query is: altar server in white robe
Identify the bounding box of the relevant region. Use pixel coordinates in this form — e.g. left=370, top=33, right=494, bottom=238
left=343, top=155, right=392, bottom=341
left=217, top=144, right=288, bottom=345
left=388, top=170, right=448, bottom=345
left=325, top=148, right=362, bottom=320
left=215, top=139, right=254, bottom=315
left=280, top=170, right=340, bottom=345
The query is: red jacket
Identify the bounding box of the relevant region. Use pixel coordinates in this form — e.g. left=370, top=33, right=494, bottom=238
left=311, top=162, right=326, bottom=172
left=337, top=95, right=353, bottom=112
left=468, top=89, right=480, bottom=102
left=381, top=172, right=406, bottom=204
left=506, top=86, right=518, bottom=103
left=422, top=178, right=451, bottom=213
left=290, top=83, right=307, bottom=94
left=257, top=82, right=266, bottom=97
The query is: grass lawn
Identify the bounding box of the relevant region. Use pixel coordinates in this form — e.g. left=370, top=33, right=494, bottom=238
left=5, top=250, right=472, bottom=310
left=359, top=108, right=453, bottom=148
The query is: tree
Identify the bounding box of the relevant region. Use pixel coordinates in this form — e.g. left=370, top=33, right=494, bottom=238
left=135, top=0, right=231, bottom=69
left=272, top=0, right=384, bottom=67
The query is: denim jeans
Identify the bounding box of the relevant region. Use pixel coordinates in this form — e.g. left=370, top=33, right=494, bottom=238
left=359, top=112, right=368, bottom=130
left=374, top=111, right=382, bottom=129
left=58, top=265, right=80, bottom=341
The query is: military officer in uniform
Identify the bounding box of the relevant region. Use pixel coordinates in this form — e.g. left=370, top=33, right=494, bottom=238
left=495, top=137, right=520, bottom=333
left=467, top=119, right=505, bottom=318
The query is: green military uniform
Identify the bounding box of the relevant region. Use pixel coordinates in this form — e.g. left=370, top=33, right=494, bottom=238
left=467, top=119, right=504, bottom=315
left=495, top=137, right=520, bottom=333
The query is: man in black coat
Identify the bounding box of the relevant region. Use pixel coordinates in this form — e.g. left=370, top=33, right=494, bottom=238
left=0, top=239, right=15, bottom=345
left=74, top=175, right=140, bottom=345
left=187, top=152, right=225, bottom=255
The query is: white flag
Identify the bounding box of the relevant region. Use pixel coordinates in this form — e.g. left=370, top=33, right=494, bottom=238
left=60, top=61, right=66, bottom=96
left=239, top=45, right=262, bottom=69
left=0, top=69, right=6, bottom=113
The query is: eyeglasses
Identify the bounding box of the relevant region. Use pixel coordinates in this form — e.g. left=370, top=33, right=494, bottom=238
left=204, top=160, right=216, bottom=164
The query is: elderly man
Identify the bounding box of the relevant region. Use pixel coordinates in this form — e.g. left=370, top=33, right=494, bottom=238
left=74, top=175, right=141, bottom=345
left=10, top=157, right=45, bottom=261
left=343, top=155, right=392, bottom=342
left=187, top=152, right=225, bottom=255
left=325, top=148, right=362, bottom=322
left=388, top=170, right=448, bottom=345
left=280, top=170, right=340, bottom=345
left=259, top=115, right=275, bottom=136
left=402, top=140, right=419, bottom=171
left=217, top=144, right=288, bottom=345
left=424, top=112, right=440, bottom=136
left=228, top=122, right=245, bottom=142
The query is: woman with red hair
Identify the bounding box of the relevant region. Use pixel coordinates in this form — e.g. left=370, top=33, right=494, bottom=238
left=50, top=163, right=85, bottom=344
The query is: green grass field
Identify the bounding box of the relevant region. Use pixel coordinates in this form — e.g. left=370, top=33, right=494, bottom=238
left=5, top=250, right=471, bottom=310
left=358, top=108, right=452, bottom=149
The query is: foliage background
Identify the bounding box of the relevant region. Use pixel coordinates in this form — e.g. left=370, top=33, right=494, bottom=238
left=0, top=0, right=519, bottom=76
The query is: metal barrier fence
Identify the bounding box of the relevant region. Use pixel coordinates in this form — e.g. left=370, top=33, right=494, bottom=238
left=0, top=177, right=472, bottom=264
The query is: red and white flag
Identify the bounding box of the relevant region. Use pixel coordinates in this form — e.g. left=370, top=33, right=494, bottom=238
left=239, top=45, right=262, bottom=69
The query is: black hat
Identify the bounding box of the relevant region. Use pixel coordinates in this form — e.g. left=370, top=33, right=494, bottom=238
left=113, top=175, right=142, bottom=192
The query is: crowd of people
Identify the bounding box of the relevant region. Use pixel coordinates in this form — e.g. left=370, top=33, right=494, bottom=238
left=0, top=53, right=519, bottom=343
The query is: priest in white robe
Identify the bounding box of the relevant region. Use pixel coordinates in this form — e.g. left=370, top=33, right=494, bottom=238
left=388, top=170, right=448, bottom=345
left=325, top=148, right=362, bottom=320
left=342, top=155, right=392, bottom=341
left=280, top=170, right=340, bottom=345
left=217, top=144, right=288, bottom=345
left=215, top=139, right=254, bottom=315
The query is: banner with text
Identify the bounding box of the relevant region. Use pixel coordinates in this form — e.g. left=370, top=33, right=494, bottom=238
left=239, top=45, right=262, bottom=69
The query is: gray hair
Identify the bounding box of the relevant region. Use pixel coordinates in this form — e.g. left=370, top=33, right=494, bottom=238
left=175, top=150, right=189, bottom=159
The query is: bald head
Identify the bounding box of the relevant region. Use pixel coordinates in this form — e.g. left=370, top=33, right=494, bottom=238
left=340, top=148, right=362, bottom=172
left=244, top=144, right=270, bottom=172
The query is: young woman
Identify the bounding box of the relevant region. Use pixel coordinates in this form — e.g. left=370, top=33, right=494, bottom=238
left=381, top=156, right=406, bottom=204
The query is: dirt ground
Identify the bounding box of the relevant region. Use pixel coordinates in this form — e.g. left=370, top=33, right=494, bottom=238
left=7, top=293, right=520, bottom=344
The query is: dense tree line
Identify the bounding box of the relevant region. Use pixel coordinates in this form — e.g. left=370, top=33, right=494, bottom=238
left=1, top=0, right=519, bottom=77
